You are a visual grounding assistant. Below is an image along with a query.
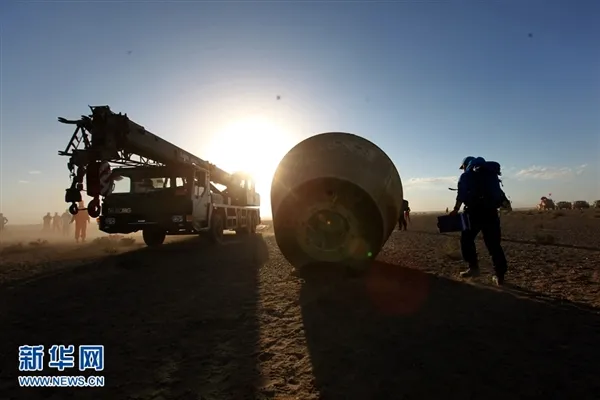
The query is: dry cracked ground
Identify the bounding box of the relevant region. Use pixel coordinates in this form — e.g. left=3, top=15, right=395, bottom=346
left=0, top=209, right=599, bottom=399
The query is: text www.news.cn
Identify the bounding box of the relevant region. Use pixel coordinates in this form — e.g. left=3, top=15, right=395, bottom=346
left=18, top=375, right=105, bottom=387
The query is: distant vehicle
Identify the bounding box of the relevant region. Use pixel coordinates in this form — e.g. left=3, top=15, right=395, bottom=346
left=556, top=201, right=572, bottom=210
left=572, top=200, right=590, bottom=210
left=537, top=197, right=555, bottom=211
left=58, top=106, right=261, bottom=247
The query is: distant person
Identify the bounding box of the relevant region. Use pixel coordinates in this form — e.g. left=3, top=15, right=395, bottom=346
left=71, top=202, right=90, bottom=243
left=52, top=212, right=61, bottom=232
left=445, top=207, right=449, bottom=214
left=61, top=210, right=72, bottom=237
left=450, top=156, right=508, bottom=286
left=43, top=212, right=52, bottom=232
left=398, top=199, right=410, bottom=231
left=0, top=213, right=7, bottom=232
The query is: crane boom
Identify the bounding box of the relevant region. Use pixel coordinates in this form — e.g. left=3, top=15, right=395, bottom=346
left=58, top=105, right=232, bottom=186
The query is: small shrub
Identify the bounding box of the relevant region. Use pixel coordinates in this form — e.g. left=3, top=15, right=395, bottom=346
left=92, top=235, right=123, bottom=246
left=92, top=235, right=134, bottom=253
left=0, top=242, right=25, bottom=255
left=103, top=246, right=118, bottom=254
left=29, top=239, right=48, bottom=247
left=552, top=211, right=565, bottom=219
left=119, top=237, right=136, bottom=247
left=534, top=233, right=555, bottom=245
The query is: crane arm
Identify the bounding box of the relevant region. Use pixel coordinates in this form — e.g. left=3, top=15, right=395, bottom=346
left=58, top=105, right=232, bottom=186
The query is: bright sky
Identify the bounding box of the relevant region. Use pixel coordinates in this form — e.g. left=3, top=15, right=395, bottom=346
left=1, top=1, right=598, bottom=224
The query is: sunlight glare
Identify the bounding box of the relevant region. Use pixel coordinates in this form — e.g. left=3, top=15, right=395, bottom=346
left=202, top=116, right=296, bottom=215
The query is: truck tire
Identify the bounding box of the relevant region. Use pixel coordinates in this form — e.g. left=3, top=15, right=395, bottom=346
left=210, top=211, right=224, bottom=244
left=88, top=198, right=101, bottom=218
left=143, top=228, right=166, bottom=247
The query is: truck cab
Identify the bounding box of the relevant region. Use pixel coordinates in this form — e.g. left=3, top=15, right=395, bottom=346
left=97, top=164, right=260, bottom=246
left=98, top=165, right=200, bottom=235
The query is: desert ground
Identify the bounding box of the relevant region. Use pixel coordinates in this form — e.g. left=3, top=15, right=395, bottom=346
left=1, top=209, right=599, bottom=399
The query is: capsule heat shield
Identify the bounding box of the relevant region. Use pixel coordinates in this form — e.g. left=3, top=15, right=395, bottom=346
left=270, top=132, right=403, bottom=270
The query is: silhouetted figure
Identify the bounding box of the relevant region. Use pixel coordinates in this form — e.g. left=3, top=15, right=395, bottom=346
left=43, top=212, right=52, bottom=232
left=399, top=199, right=411, bottom=231
left=450, top=156, right=508, bottom=286
left=0, top=213, right=7, bottom=232
left=61, top=210, right=72, bottom=237
left=71, top=202, right=90, bottom=243
left=52, top=212, right=61, bottom=232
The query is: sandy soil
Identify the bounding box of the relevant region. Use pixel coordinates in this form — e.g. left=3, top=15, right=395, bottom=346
left=0, top=209, right=599, bottom=399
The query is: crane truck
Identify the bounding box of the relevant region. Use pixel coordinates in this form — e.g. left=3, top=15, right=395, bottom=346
left=58, top=105, right=261, bottom=246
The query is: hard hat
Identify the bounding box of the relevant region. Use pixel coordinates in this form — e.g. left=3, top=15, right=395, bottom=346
left=469, top=157, right=486, bottom=169
left=460, top=156, right=475, bottom=170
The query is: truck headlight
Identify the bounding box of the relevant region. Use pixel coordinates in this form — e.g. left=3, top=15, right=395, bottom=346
left=171, top=215, right=184, bottom=223
left=106, top=217, right=116, bottom=225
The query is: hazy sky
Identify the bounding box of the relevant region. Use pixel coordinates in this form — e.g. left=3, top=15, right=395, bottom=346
left=1, top=1, right=599, bottom=224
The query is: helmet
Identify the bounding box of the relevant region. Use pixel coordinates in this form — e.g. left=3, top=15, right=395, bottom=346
left=468, top=157, right=486, bottom=170
left=460, top=156, right=475, bottom=170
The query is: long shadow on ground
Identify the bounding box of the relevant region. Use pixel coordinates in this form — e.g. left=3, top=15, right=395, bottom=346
left=0, top=234, right=268, bottom=400
left=409, top=229, right=600, bottom=252
left=300, top=261, right=600, bottom=399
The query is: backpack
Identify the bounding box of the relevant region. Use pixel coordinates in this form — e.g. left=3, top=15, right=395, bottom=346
left=464, top=161, right=507, bottom=209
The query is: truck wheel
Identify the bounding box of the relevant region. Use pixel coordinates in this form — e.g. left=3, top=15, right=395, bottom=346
left=69, top=203, right=79, bottom=215
left=210, top=212, right=224, bottom=244
left=143, top=228, right=166, bottom=247
left=88, top=198, right=101, bottom=218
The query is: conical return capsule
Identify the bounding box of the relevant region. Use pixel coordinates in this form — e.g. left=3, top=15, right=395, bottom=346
left=270, top=132, right=403, bottom=271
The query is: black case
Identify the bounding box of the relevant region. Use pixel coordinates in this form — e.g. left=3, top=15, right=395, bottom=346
left=437, top=213, right=471, bottom=233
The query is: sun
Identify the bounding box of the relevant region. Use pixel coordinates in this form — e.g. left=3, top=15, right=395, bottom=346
left=202, top=116, right=296, bottom=213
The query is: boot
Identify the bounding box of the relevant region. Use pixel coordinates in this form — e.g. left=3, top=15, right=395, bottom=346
left=459, top=263, right=480, bottom=278
left=492, top=274, right=505, bottom=286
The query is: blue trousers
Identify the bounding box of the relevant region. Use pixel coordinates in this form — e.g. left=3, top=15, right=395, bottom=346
left=460, top=207, right=508, bottom=276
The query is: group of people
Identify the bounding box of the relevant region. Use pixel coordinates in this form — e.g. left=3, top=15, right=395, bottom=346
left=42, top=202, right=91, bottom=243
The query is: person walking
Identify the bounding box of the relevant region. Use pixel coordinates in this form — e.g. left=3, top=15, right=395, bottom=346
left=52, top=212, right=61, bottom=233
left=398, top=199, right=411, bottom=231
left=61, top=210, right=72, bottom=237
left=43, top=212, right=52, bottom=232
left=71, top=202, right=90, bottom=243
left=449, top=156, right=508, bottom=286
left=0, top=213, right=7, bottom=232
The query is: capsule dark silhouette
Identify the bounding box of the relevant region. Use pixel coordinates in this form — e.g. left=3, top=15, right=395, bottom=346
left=270, top=132, right=403, bottom=271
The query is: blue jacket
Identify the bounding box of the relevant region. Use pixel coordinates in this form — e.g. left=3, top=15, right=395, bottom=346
left=457, top=157, right=485, bottom=203
left=456, top=172, right=471, bottom=204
